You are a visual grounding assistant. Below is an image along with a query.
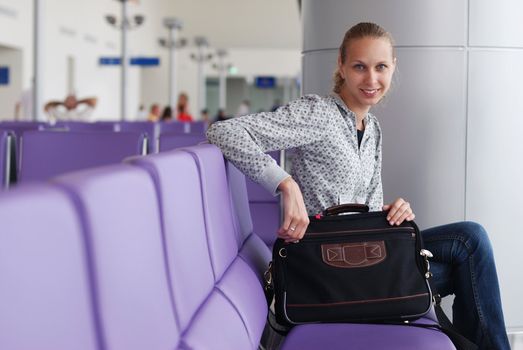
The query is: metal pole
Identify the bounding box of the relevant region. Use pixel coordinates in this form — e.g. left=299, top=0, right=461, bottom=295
left=33, top=0, right=44, bottom=121
left=196, top=45, right=204, bottom=116
left=217, top=50, right=227, bottom=110
left=219, top=67, right=226, bottom=110
left=168, top=26, right=176, bottom=109
left=121, top=0, right=128, bottom=121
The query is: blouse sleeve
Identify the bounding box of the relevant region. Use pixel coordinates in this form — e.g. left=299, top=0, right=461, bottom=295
left=365, top=121, right=384, bottom=211
left=206, top=94, right=332, bottom=196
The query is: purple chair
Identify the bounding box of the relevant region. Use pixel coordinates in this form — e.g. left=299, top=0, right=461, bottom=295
left=245, top=151, right=282, bottom=246
left=0, top=184, right=101, bottom=349
left=182, top=145, right=269, bottom=349
left=187, top=145, right=457, bottom=350
left=0, top=123, right=45, bottom=155
left=54, top=165, right=178, bottom=350
left=158, top=132, right=207, bottom=152
left=19, top=130, right=146, bottom=183
left=159, top=121, right=186, bottom=134
left=188, top=121, right=208, bottom=134
left=128, top=148, right=266, bottom=349
left=117, top=121, right=159, bottom=153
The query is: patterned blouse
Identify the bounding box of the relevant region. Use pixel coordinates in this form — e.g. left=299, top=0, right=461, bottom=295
left=206, top=94, right=384, bottom=215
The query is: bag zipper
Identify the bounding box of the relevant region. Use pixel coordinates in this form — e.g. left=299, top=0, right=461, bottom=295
left=305, top=226, right=415, bottom=238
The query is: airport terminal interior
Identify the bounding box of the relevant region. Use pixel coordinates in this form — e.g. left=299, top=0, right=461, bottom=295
left=1, top=0, right=522, bottom=349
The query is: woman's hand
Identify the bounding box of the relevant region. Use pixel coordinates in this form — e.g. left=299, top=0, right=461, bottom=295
left=382, top=198, right=415, bottom=226
left=277, top=177, right=310, bottom=243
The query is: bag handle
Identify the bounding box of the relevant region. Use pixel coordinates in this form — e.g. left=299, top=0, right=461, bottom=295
left=323, top=203, right=369, bottom=216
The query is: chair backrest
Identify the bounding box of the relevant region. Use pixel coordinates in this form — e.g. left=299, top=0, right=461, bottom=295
left=117, top=121, right=159, bottom=153
left=128, top=146, right=267, bottom=349
left=0, top=184, right=101, bottom=350
left=0, top=123, right=44, bottom=154
left=158, top=132, right=207, bottom=152
left=225, top=160, right=272, bottom=279
left=19, top=130, right=146, bottom=183
left=188, top=121, right=208, bottom=134
left=53, top=121, right=117, bottom=132
left=181, top=144, right=268, bottom=349
left=159, top=121, right=186, bottom=134
left=54, top=165, right=179, bottom=350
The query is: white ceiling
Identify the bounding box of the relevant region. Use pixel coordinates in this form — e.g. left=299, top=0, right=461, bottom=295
left=163, top=0, right=302, bottom=49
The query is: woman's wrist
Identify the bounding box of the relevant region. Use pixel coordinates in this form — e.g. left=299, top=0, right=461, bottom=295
left=278, top=176, right=294, bottom=192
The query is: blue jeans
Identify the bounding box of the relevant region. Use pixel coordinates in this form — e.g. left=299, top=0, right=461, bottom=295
left=422, top=221, right=511, bottom=350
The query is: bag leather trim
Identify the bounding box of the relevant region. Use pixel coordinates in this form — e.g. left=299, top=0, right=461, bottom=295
left=321, top=241, right=386, bottom=268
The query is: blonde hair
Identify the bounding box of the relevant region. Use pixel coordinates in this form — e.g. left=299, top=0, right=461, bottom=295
left=333, top=22, right=395, bottom=94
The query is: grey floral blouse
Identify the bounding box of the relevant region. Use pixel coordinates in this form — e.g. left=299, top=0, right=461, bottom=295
left=206, top=94, right=384, bottom=215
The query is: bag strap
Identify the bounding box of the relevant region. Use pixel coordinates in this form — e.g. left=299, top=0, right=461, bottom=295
left=323, top=203, right=370, bottom=216
left=263, top=261, right=275, bottom=306
left=432, top=294, right=478, bottom=350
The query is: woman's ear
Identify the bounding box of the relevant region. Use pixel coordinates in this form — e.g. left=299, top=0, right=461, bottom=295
left=337, top=55, right=344, bottom=79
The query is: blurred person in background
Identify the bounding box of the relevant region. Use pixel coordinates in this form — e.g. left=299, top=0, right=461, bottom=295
left=44, top=94, right=97, bottom=122
left=161, top=106, right=173, bottom=122
left=147, top=103, right=161, bottom=122
left=176, top=92, right=193, bottom=122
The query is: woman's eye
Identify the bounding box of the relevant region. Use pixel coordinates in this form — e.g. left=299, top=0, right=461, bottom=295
left=376, top=64, right=388, bottom=71
left=353, top=64, right=365, bottom=71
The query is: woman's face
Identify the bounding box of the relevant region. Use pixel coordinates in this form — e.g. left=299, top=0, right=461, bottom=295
left=338, top=37, right=395, bottom=112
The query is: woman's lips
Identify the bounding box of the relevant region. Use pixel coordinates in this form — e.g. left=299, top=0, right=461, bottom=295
left=360, top=88, right=380, bottom=98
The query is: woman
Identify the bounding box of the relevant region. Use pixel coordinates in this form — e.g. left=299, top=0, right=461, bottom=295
left=206, top=22, right=509, bottom=350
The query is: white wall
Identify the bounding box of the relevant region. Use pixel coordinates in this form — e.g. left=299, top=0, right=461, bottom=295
left=0, top=0, right=172, bottom=121
left=1, top=0, right=301, bottom=122
left=140, top=47, right=301, bottom=119
left=0, top=47, right=23, bottom=118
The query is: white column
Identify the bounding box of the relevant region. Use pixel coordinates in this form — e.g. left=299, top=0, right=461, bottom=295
left=120, top=0, right=129, bottom=121
left=167, top=26, right=176, bottom=109
left=196, top=45, right=205, bottom=115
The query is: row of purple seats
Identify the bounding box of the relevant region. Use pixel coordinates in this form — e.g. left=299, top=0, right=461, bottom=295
left=0, top=144, right=456, bottom=349
left=53, top=121, right=207, bottom=153
left=18, top=130, right=147, bottom=183
left=158, top=132, right=207, bottom=152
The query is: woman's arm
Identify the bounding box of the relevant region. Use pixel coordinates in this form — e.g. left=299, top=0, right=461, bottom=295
left=207, top=94, right=331, bottom=196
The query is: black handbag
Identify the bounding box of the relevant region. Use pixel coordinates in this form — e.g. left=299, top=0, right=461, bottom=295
left=267, top=203, right=434, bottom=326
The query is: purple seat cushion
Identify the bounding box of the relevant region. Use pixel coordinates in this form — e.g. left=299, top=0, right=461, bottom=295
left=0, top=184, right=100, bottom=350
left=281, top=322, right=456, bottom=350
left=54, top=165, right=178, bottom=350
left=19, top=130, right=145, bottom=182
